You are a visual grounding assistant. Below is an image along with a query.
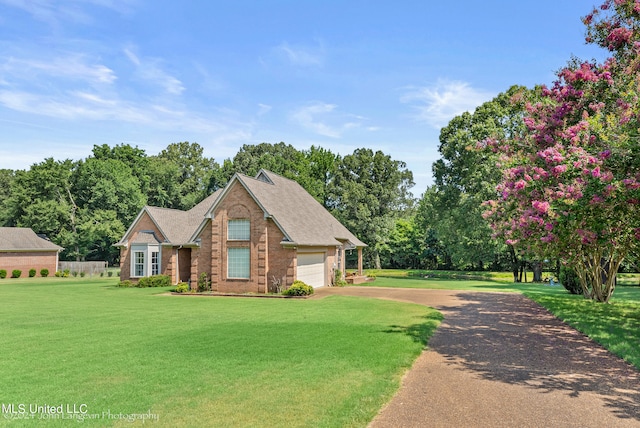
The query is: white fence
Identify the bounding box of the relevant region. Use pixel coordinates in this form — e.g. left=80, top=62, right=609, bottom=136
left=58, top=261, right=108, bottom=276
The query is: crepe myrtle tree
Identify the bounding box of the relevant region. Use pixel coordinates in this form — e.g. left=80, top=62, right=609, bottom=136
left=481, top=0, right=640, bottom=302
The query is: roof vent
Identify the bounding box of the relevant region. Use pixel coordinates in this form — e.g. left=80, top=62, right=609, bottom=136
left=256, top=170, right=274, bottom=184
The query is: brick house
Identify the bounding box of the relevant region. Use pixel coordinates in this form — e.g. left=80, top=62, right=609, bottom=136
left=116, top=170, right=366, bottom=292
left=0, top=227, right=63, bottom=276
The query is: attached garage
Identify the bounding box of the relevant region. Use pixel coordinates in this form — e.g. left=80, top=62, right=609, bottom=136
left=296, top=252, right=326, bottom=288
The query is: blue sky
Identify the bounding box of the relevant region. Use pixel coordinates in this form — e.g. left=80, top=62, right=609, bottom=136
left=0, top=1, right=606, bottom=196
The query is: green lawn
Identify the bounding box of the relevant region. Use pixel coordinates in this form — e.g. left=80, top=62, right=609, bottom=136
left=0, top=277, right=441, bottom=427
left=365, top=273, right=640, bottom=369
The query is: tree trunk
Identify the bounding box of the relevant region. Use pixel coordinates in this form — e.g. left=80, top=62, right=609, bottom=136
left=509, top=245, right=520, bottom=282
left=532, top=261, right=543, bottom=282
left=574, top=250, right=625, bottom=303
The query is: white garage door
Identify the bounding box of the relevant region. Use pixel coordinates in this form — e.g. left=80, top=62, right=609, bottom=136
left=297, top=252, right=326, bottom=288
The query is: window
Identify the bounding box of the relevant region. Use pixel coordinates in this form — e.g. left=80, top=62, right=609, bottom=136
left=228, top=219, right=250, bottom=240
left=131, top=245, right=160, bottom=278
left=134, top=251, right=145, bottom=277
left=151, top=251, right=160, bottom=275
left=228, top=247, right=250, bottom=279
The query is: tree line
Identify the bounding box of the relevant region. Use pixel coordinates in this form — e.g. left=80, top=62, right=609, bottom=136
left=0, top=142, right=416, bottom=268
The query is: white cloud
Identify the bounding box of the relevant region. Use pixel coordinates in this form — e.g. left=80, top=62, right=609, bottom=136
left=257, top=103, right=272, bottom=116
left=401, top=80, right=495, bottom=129
left=290, top=103, right=378, bottom=138
left=2, top=55, right=116, bottom=85
left=291, top=102, right=341, bottom=138
left=274, top=41, right=324, bottom=67
left=0, top=0, right=135, bottom=26
left=123, top=46, right=184, bottom=95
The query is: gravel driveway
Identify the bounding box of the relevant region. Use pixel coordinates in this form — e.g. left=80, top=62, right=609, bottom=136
left=314, top=286, right=640, bottom=428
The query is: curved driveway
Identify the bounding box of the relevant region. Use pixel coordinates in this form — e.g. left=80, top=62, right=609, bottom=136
left=314, top=286, right=640, bottom=428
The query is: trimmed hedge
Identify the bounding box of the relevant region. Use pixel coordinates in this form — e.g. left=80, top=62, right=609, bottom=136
left=174, top=283, right=190, bottom=293
left=136, top=275, right=171, bottom=288
left=283, top=280, right=314, bottom=296
left=0, top=270, right=6, bottom=279
left=11, top=270, right=21, bottom=278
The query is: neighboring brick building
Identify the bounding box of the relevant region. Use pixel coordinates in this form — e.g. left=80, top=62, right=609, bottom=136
left=116, top=170, right=366, bottom=292
left=0, top=227, right=63, bottom=276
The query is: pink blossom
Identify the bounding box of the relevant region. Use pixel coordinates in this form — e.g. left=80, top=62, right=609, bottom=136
left=600, top=149, right=611, bottom=159
left=540, top=234, right=556, bottom=243
left=532, top=200, right=550, bottom=214
left=514, top=180, right=527, bottom=190
left=552, top=165, right=567, bottom=175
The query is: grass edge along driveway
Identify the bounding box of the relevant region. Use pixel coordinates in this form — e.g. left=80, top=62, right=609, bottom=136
left=0, top=277, right=442, bottom=427
left=357, top=274, right=640, bottom=370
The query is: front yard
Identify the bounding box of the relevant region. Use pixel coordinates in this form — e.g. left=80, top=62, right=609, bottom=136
left=0, top=277, right=441, bottom=427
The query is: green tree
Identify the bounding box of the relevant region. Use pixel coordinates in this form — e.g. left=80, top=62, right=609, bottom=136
left=230, top=142, right=308, bottom=178
left=72, top=157, right=146, bottom=226
left=156, top=141, right=220, bottom=209
left=76, top=209, right=125, bottom=263
left=426, top=85, right=533, bottom=275
left=92, top=143, right=150, bottom=193
left=483, top=0, right=640, bottom=301
left=3, top=159, right=80, bottom=257
left=0, top=169, right=17, bottom=226
left=306, top=145, right=338, bottom=207
left=328, top=148, right=414, bottom=269
left=146, top=156, right=184, bottom=208
left=379, top=217, right=426, bottom=269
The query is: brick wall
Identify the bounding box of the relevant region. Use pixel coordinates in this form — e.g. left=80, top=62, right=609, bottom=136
left=0, top=251, right=59, bottom=277
left=203, top=181, right=295, bottom=293
left=119, top=212, right=168, bottom=282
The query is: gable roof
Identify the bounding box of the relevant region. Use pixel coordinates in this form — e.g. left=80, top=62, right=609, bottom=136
left=116, top=190, right=222, bottom=247
left=0, top=227, right=63, bottom=252
left=203, top=170, right=366, bottom=248
left=118, top=170, right=365, bottom=249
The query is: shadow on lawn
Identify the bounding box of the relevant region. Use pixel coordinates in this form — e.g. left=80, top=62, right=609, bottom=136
left=384, top=312, right=444, bottom=347
left=431, top=292, right=640, bottom=422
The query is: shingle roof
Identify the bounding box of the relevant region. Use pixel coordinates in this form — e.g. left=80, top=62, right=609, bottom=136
left=117, top=190, right=222, bottom=246
left=0, top=227, right=63, bottom=251
left=119, top=170, right=365, bottom=249
left=236, top=171, right=366, bottom=247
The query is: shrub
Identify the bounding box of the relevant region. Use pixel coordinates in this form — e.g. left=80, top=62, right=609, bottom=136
left=80, top=272, right=86, bottom=277
left=40, top=268, right=49, bottom=277
left=28, top=269, right=37, bottom=278
left=559, top=266, right=582, bottom=295
left=283, top=280, right=314, bottom=296
left=107, top=271, right=113, bottom=277
left=72, top=271, right=78, bottom=277
left=54, top=271, right=62, bottom=277
left=11, top=270, right=22, bottom=278
left=63, top=269, right=70, bottom=278
left=197, top=272, right=210, bottom=292
left=137, top=275, right=171, bottom=288
left=118, top=280, right=134, bottom=288
left=174, top=283, right=190, bottom=293
left=0, top=270, right=6, bottom=279
left=333, top=270, right=347, bottom=287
